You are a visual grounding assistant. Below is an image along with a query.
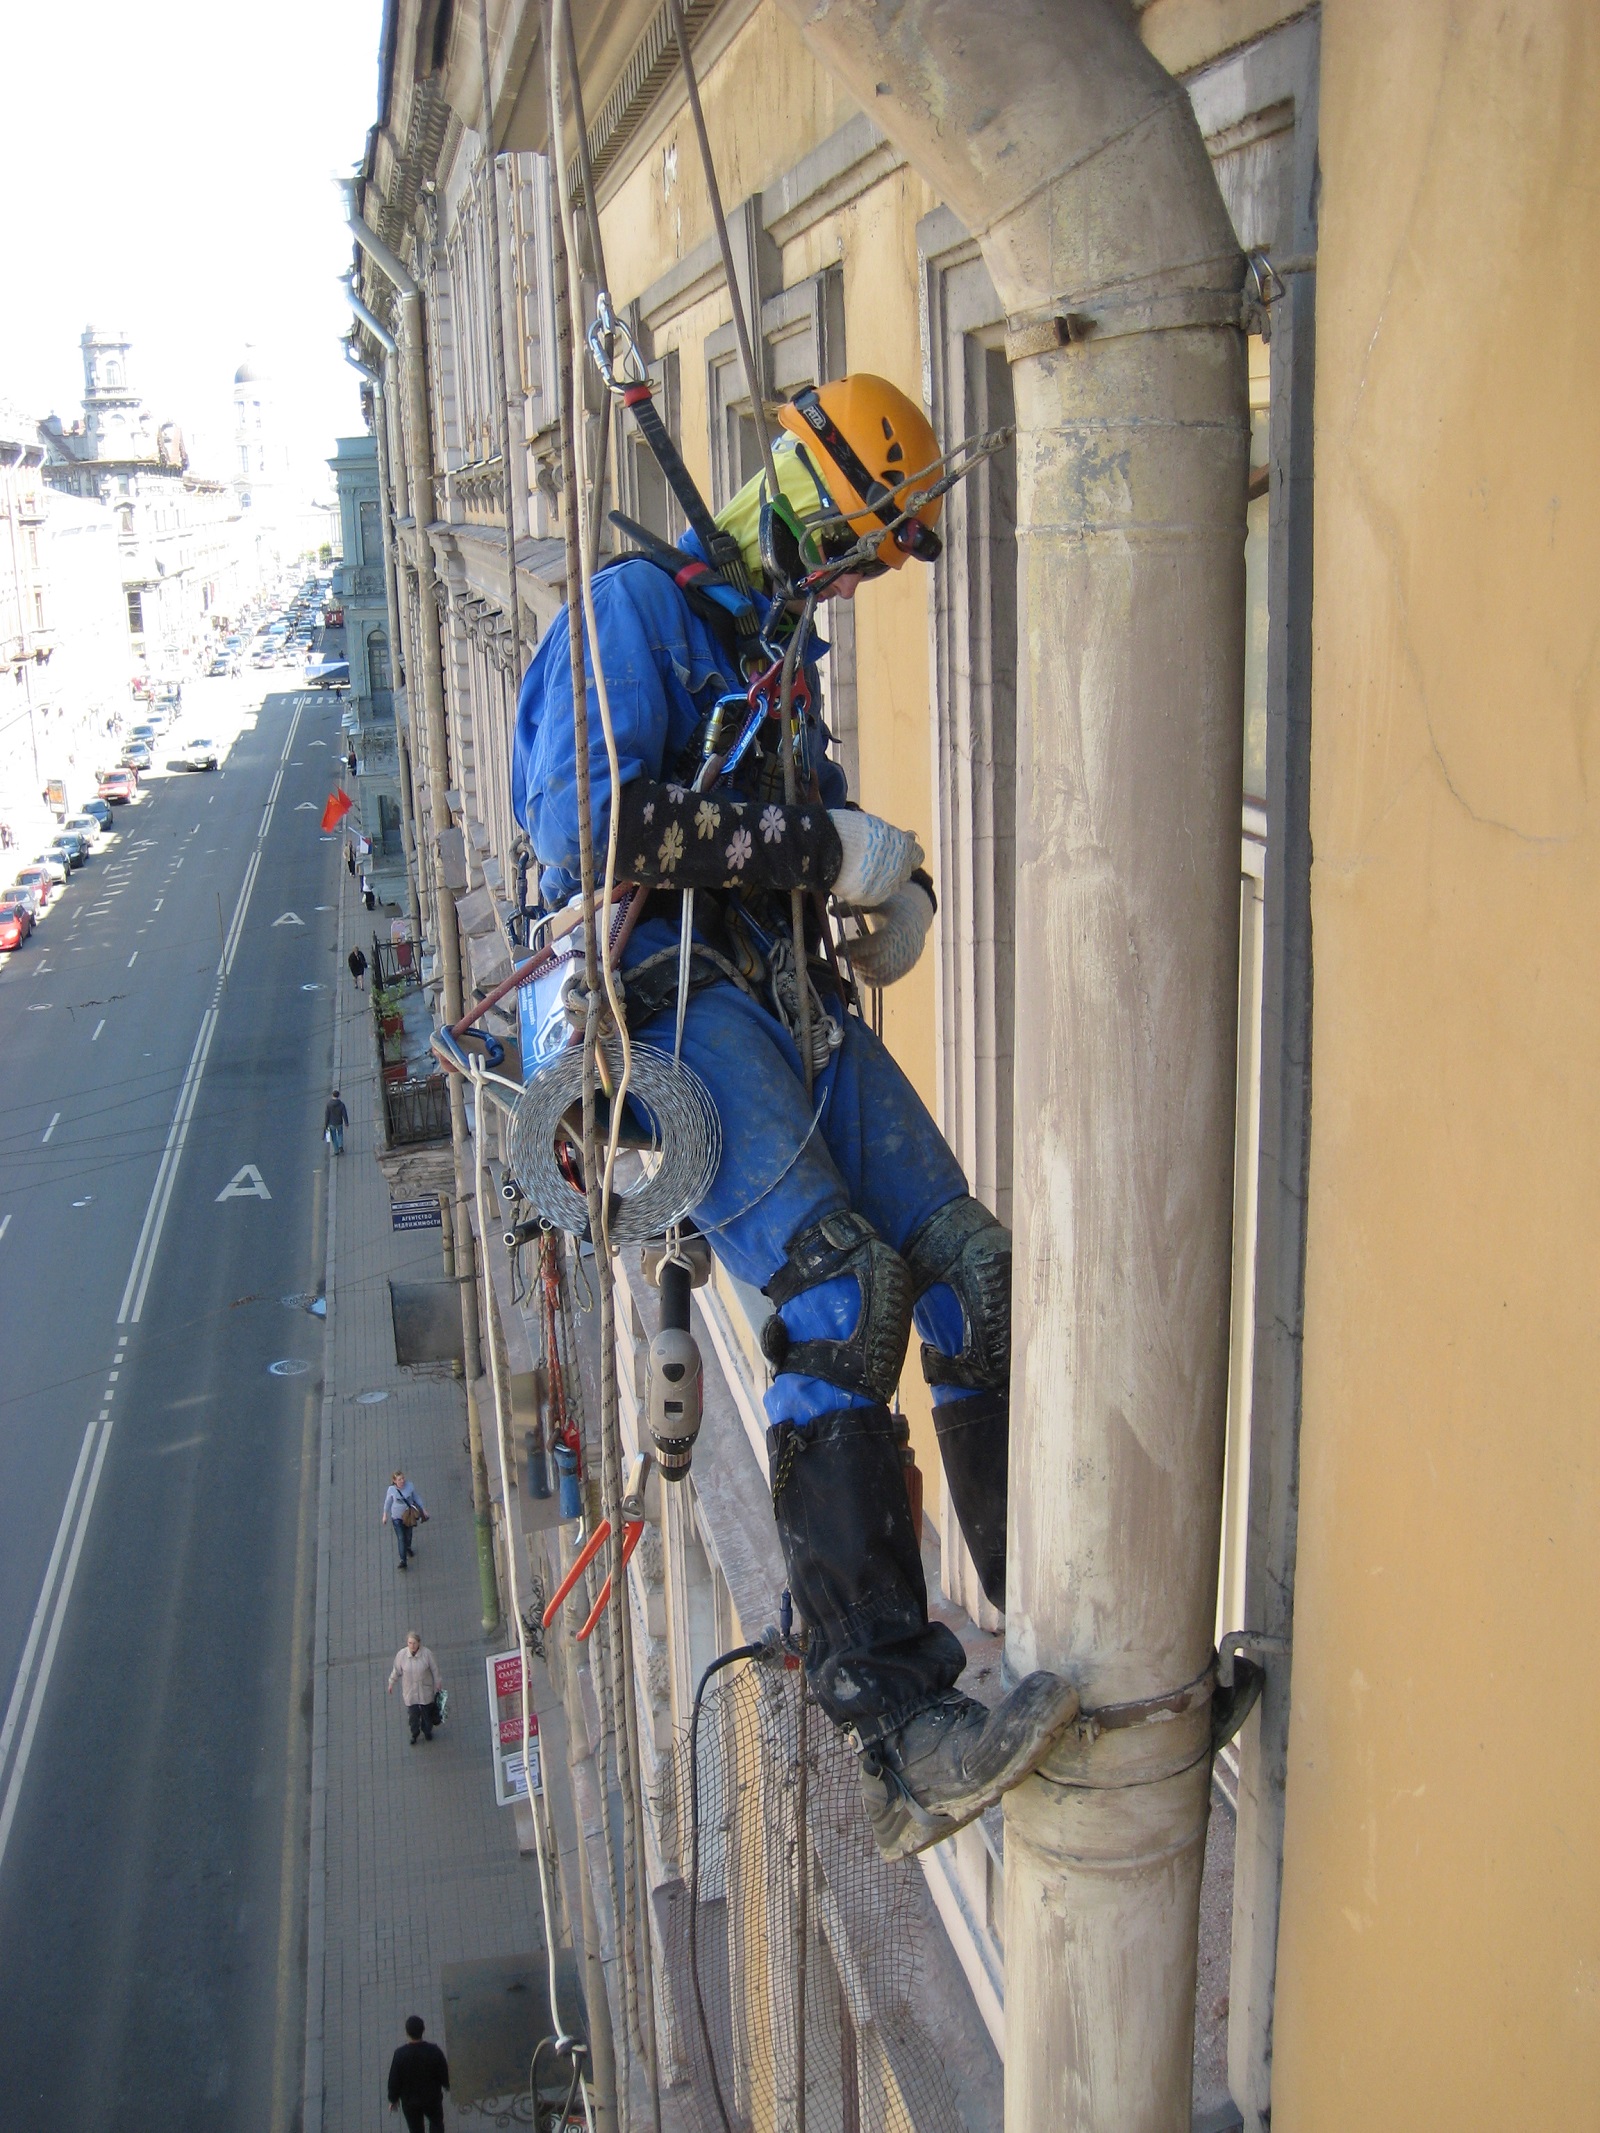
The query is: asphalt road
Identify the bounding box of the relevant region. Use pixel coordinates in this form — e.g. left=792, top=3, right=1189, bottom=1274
left=0, top=681, right=350, bottom=2125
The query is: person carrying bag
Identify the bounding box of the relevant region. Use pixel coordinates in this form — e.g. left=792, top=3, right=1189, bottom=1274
left=380, top=1470, right=428, bottom=1570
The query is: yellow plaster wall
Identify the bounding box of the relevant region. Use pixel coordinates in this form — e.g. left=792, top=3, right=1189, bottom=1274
left=1139, top=0, right=1310, bottom=77
left=597, top=5, right=855, bottom=313
left=1271, top=3, right=1600, bottom=2122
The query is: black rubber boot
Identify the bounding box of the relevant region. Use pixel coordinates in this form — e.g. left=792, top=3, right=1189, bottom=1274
left=768, top=1404, right=966, bottom=1738
left=931, top=1389, right=1008, bottom=1609
left=857, top=1673, right=1081, bottom=1862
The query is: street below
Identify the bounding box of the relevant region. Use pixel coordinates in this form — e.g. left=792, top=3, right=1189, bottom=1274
left=0, top=679, right=348, bottom=2125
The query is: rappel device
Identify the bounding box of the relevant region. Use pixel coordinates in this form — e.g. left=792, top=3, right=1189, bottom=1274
left=647, top=1254, right=704, bottom=1482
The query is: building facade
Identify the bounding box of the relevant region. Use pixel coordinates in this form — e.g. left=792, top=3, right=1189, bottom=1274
left=232, top=348, right=295, bottom=582
left=330, top=432, right=405, bottom=869
left=342, top=4, right=1600, bottom=2129
left=41, top=327, right=251, bottom=681
left=0, top=403, right=128, bottom=850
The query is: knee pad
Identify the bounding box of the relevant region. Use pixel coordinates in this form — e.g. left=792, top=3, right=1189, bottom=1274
left=759, top=1211, right=915, bottom=1403
left=905, top=1195, right=1011, bottom=1394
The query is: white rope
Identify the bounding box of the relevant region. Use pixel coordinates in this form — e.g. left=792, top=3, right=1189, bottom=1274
left=471, top=1064, right=597, bottom=2133
left=548, top=9, right=666, bottom=2124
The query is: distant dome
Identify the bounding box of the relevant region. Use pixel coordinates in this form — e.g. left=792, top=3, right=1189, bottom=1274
left=234, top=349, right=265, bottom=386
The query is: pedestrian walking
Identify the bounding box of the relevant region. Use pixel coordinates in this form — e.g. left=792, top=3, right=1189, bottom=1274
left=387, top=1632, right=443, bottom=1744
left=324, top=1088, right=348, bottom=1156
left=348, top=945, right=368, bottom=990
left=361, top=872, right=376, bottom=911
left=387, top=2014, right=450, bottom=2129
left=347, top=746, right=358, bottom=779
left=346, top=841, right=357, bottom=876
left=381, top=1469, right=427, bottom=1568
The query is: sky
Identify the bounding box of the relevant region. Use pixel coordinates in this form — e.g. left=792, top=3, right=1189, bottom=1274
left=0, top=0, right=388, bottom=498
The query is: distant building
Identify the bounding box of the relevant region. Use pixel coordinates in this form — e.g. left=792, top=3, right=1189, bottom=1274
left=0, top=401, right=127, bottom=847
left=232, top=346, right=293, bottom=579
left=329, top=434, right=402, bottom=868
left=41, top=327, right=251, bottom=679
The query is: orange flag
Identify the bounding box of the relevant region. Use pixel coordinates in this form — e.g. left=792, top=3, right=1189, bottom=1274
left=320, top=790, right=354, bottom=833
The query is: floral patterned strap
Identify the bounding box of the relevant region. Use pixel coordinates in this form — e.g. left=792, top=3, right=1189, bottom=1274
left=613, top=777, right=843, bottom=895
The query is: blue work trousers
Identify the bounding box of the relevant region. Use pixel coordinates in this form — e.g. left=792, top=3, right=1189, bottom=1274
left=629, top=918, right=1000, bottom=1735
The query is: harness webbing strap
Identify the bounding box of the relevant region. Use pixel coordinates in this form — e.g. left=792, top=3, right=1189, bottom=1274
left=621, top=385, right=753, bottom=604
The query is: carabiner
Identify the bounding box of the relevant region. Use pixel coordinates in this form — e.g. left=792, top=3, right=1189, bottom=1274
left=586, top=289, right=649, bottom=396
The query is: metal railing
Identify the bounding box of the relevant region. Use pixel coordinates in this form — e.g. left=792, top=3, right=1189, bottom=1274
left=372, top=934, right=420, bottom=991
left=383, top=1075, right=450, bottom=1147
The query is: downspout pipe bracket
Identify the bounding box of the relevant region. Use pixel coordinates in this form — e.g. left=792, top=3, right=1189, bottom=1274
left=1003, top=275, right=1251, bottom=365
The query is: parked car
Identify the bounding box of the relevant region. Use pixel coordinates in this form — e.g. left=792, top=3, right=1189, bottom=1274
left=5, top=880, right=44, bottom=918
left=97, top=768, right=134, bottom=803
left=121, top=742, right=152, bottom=770
left=129, top=722, right=158, bottom=744
left=81, top=798, right=113, bottom=831
left=180, top=735, right=218, bottom=771
left=0, top=903, right=31, bottom=951
left=32, top=850, right=70, bottom=886
left=50, top=833, right=87, bottom=869
left=63, top=813, right=102, bottom=848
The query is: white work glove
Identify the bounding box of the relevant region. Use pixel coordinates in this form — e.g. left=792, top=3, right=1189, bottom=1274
left=828, top=808, right=923, bottom=908
left=840, top=879, right=935, bottom=988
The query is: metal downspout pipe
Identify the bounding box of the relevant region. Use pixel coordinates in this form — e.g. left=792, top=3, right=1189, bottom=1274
left=369, top=382, right=426, bottom=946
left=774, top=4, right=1247, bottom=2124
left=341, top=340, right=423, bottom=943
left=345, top=180, right=503, bottom=1636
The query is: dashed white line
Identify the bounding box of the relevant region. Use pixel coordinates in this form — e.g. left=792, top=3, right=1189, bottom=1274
left=0, top=1412, right=117, bottom=1879
left=41, top=1112, right=60, bottom=1144
left=0, top=1214, right=10, bottom=1243
left=127, top=951, right=138, bottom=967
left=92, top=1020, right=105, bottom=1040
left=117, top=999, right=217, bottom=1326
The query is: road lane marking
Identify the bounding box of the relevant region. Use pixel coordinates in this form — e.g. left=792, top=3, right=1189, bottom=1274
left=221, top=850, right=261, bottom=975
left=119, top=822, right=267, bottom=1324
left=0, top=1416, right=116, bottom=1878
left=92, top=1020, right=105, bottom=1039
left=118, top=1002, right=218, bottom=1326
left=41, top=1113, right=59, bottom=1144
left=0, top=1214, right=10, bottom=1243
left=217, top=1164, right=272, bottom=1201
left=127, top=951, right=138, bottom=967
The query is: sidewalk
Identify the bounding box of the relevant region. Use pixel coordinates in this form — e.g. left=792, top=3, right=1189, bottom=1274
left=304, top=871, right=546, bottom=2129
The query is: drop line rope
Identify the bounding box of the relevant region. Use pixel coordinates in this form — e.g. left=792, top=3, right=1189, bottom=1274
left=470, top=1064, right=596, bottom=2133
left=547, top=4, right=665, bottom=2126
left=665, top=0, right=813, bottom=1092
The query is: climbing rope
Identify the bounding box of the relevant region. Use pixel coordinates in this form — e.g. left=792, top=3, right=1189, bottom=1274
left=546, top=3, right=665, bottom=2123
left=470, top=1062, right=596, bottom=2133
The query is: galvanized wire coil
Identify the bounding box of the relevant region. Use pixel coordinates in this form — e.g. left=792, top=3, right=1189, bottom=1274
left=506, top=1039, right=721, bottom=1244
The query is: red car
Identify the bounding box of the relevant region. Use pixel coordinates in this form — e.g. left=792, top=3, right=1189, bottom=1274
left=13, top=867, right=53, bottom=908
left=97, top=767, right=135, bottom=803
left=0, top=903, right=32, bottom=950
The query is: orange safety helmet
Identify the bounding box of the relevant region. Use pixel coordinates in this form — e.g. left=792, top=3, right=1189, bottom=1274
left=777, top=374, right=944, bottom=573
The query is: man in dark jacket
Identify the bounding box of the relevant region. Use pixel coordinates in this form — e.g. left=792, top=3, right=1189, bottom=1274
left=387, top=2014, right=449, bottom=2129
left=348, top=945, right=368, bottom=990
left=324, top=1089, right=348, bottom=1156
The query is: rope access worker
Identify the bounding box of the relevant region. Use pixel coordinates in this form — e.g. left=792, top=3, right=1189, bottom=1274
left=513, top=374, right=1076, bottom=1860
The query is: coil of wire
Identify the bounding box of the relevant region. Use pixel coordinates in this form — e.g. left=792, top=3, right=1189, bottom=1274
left=506, top=1039, right=722, bottom=1244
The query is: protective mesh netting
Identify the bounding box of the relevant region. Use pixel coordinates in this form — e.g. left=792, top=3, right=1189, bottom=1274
left=652, top=1656, right=966, bottom=2133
